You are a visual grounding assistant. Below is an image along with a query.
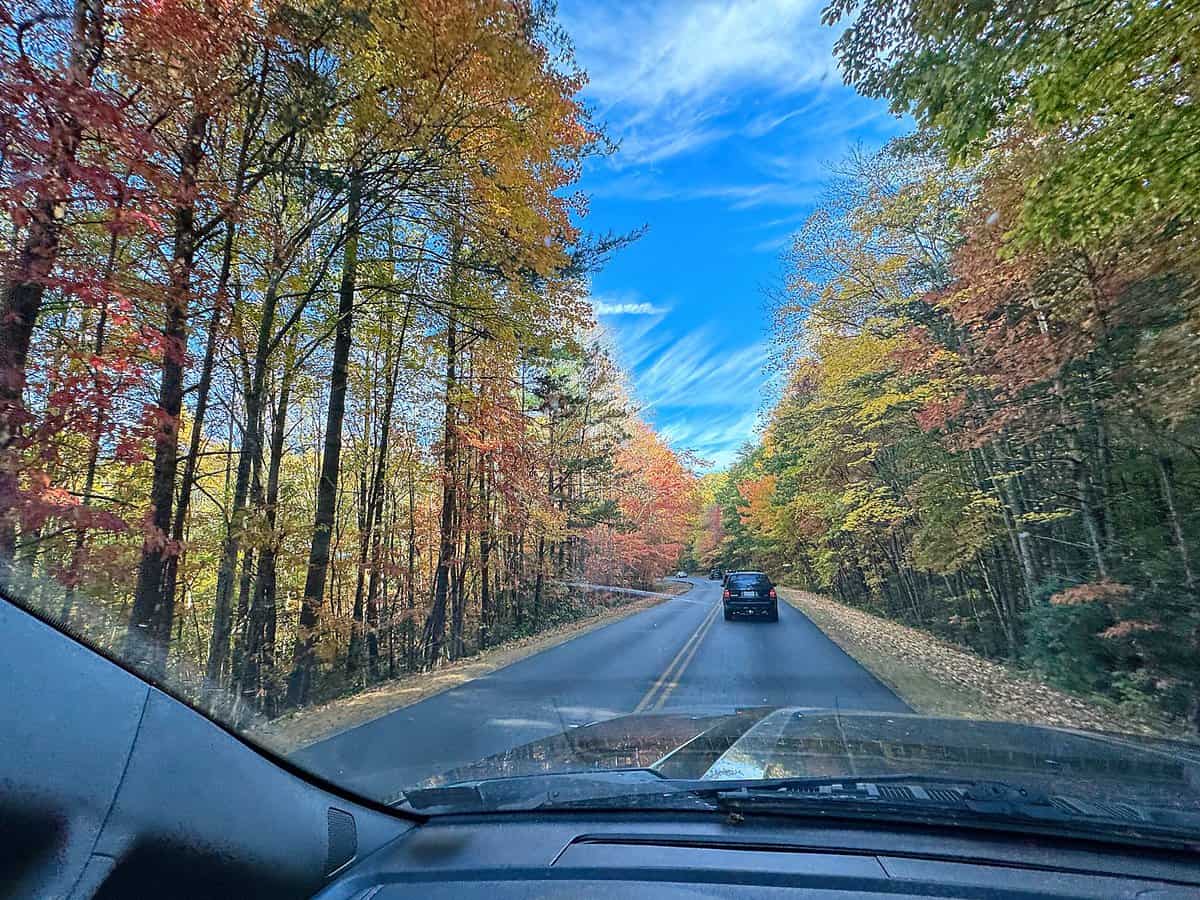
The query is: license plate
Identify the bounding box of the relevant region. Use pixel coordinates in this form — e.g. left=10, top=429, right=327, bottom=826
left=739, top=590, right=757, bottom=598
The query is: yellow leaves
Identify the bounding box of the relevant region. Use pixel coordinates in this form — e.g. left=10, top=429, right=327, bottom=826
left=858, top=385, right=929, bottom=426
left=837, top=484, right=907, bottom=535
left=815, top=331, right=900, bottom=392
left=1019, top=509, right=1074, bottom=527
left=908, top=471, right=1000, bottom=574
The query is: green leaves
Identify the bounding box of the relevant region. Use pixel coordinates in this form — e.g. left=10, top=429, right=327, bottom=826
left=824, top=0, right=1200, bottom=245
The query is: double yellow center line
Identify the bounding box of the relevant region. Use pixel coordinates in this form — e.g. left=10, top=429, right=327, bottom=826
left=633, top=599, right=721, bottom=713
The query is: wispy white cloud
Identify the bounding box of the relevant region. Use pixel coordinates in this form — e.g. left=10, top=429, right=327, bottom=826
left=562, top=0, right=839, bottom=164
left=637, top=333, right=768, bottom=410
left=599, top=311, right=767, bottom=469
left=588, top=173, right=824, bottom=211
left=590, top=290, right=670, bottom=318
left=742, top=95, right=827, bottom=138
left=612, top=127, right=732, bottom=168
left=660, top=406, right=763, bottom=470
left=595, top=301, right=667, bottom=316
left=565, top=0, right=836, bottom=116
left=752, top=233, right=793, bottom=254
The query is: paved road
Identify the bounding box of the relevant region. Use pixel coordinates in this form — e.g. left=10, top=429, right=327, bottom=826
left=292, top=577, right=907, bottom=797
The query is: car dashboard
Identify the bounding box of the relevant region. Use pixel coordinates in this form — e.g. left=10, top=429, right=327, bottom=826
left=316, top=812, right=1200, bottom=899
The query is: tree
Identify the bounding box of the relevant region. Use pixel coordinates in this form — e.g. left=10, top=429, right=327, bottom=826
left=823, top=0, right=1200, bottom=244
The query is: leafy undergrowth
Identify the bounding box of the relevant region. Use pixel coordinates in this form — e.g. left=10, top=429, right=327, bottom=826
left=251, top=586, right=676, bottom=755
left=779, top=588, right=1187, bottom=739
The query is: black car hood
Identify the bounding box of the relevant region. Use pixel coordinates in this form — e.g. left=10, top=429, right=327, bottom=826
left=423, top=707, right=1200, bottom=810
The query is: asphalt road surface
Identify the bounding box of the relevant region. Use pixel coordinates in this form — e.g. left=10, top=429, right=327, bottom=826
left=292, top=577, right=908, bottom=797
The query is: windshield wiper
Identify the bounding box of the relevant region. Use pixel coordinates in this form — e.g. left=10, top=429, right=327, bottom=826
left=396, top=767, right=670, bottom=814
left=397, top=771, right=1200, bottom=849
left=540, top=774, right=1200, bottom=846
left=540, top=773, right=984, bottom=812
left=402, top=772, right=979, bottom=814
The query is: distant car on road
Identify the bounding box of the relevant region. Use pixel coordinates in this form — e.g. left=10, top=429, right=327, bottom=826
left=723, top=571, right=778, bottom=622
left=709, top=568, right=721, bottom=580
left=674, top=570, right=688, bottom=578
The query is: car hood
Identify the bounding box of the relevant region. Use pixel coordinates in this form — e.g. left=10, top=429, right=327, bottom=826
left=422, top=707, right=1200, bottom=810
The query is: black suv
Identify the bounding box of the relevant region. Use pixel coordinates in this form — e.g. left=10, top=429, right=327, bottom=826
left=722, top=571, right=778, bottom=621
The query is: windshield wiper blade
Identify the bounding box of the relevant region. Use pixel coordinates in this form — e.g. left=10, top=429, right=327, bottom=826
left=546, top=773, right=974, bottom=807
left=398, top=772, right=1200, bottom=846
left=396, top=767, right=670, bottom=813
left=704, top=779, right=1200, bottom=846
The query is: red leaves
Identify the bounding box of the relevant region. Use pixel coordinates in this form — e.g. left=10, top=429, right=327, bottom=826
left=0, top=462, right=131, bottom=537
left=914, top=393, right=966, bottom=433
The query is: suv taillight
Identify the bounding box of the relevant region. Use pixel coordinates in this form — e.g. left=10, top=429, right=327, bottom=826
left=768, top=588, right=777, bottom=599
left=723, top=589, right=731, bottom=599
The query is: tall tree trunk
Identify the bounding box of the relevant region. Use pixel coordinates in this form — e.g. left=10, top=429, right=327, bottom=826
left=422, top=306, right=458, bottom=668
left=347, top=456, right=372, bottom=676
left=126, top=110, right=207, bottom=674
left=477, top=454, right=492, bottom=650
left=1067, top=427, right=1109, bottom=579
left=240, top=355, right=293, bottom=714
left=210, top=270, right=280, bottom=684
left=364, top=321, right=406, bottom=677
left=532, top=535, right=546, bottom=630
left=161, top=219, right=235, bottom=640
left=1157, top=454, right=1195, bottom=591
left=61, top=219, right=120, bottom=621
left=286, top=171, right=362, bottom=707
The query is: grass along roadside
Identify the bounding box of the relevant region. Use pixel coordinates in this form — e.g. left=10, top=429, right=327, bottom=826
left=252, top=584, right=685, bottom=754
left=653, top=578, right=696, bottom=596
left=778, top=588, right=1184, bottom=739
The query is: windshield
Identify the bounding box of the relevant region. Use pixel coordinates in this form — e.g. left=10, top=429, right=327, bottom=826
left=2, top=0, right=1199, bottom=844
left=728, top=574, right=771, bottom=590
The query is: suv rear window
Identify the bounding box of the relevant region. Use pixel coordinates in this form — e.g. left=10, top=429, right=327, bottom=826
left=728, top=574, right=771, bottom=589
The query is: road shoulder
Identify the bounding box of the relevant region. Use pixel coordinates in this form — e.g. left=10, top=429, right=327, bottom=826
left=253, top=585, right=685, bottom=754
left=779, top=588, right=1181, bottom=738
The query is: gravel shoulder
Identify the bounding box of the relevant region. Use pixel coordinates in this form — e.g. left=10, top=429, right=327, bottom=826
left=779, top=588, right=1183, bottom=738
left=253, top=585, right=682, bottom=754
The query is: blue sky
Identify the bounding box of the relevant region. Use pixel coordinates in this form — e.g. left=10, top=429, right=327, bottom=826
left=555, top=0, right=907, bottom=469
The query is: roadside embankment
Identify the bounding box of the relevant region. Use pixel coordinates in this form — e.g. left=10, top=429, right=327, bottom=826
left=779, top=588, right=1182, bottom=738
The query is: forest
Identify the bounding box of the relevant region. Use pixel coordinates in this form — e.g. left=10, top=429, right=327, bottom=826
left=692, top=0, right=1200, bottom=728
left=0, top=0, right=698, bottom=721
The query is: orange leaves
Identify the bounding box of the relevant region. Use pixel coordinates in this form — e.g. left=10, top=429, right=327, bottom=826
left=738, top=474, right=783, bottom=539
left=1099, top=620, right=1162, bottom=640
left=586, top=420, right=699, bottom=585
left=1050, top=580, right=1134, bottom=606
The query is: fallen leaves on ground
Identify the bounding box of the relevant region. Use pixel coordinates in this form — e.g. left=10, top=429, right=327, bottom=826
left=780, top=589, right=1180, bottom=738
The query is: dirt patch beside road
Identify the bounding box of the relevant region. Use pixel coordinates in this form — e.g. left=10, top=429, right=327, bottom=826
left=779, top=588, right=1182, bottom=738
left=253, top=586, right=680, bottom=754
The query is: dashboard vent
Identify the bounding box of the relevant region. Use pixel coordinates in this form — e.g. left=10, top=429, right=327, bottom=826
left=326, top=807, right=358, bottom=875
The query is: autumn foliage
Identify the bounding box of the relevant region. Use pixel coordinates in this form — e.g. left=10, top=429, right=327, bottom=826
left=641, top=0, right=1200, bottom=732
left=0, top=0, right=694, bottom=719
